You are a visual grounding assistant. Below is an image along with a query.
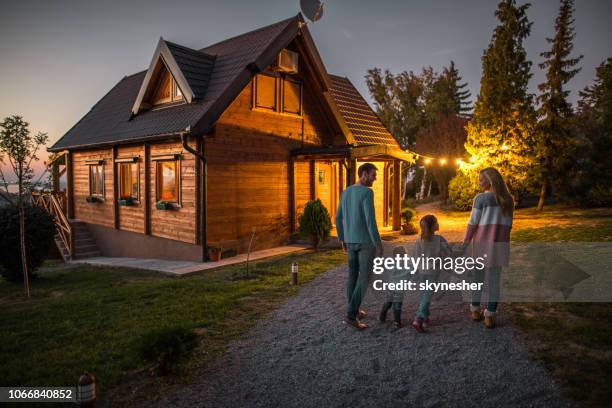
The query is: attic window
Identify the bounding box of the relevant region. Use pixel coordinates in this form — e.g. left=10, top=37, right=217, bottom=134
left=152, top=70, right=184, bottom=106
left=253, top=73, right=302, bottom=116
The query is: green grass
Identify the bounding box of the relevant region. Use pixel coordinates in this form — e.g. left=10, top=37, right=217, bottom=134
left=505, top=206, right=612, bottom=407
left=0, top=249, right=344, bottom=399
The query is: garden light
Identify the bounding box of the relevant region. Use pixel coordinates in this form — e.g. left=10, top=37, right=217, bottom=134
left=291, top=262, right=298, bottom=285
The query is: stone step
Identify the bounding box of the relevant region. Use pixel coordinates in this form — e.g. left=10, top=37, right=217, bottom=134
left=73, top=251, right=102, bottom=259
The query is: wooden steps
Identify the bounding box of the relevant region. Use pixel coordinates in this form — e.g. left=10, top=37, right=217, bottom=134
left=55, top=221, right=102, bottom=261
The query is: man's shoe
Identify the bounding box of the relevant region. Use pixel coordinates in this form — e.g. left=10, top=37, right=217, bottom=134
left=358, top=309, right=367, bottom=319
left=344, top=318, right=368, bottom=330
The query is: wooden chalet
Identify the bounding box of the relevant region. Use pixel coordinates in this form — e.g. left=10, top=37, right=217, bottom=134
left=44, top=14, right=414, bottom=262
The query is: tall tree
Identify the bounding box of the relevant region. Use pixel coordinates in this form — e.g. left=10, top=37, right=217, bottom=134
left=535, top=0, right=583, bottom=210
left=0, top=116, right=48, bottom=297
left=365, top=68, right=426, bottom=149
left=575, top=58, right=612, bottom=205
left=463, top=0, right=537, bottom=202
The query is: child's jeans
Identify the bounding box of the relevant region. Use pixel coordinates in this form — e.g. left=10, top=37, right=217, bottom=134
left=380, top=301, right=402, bottom=323
left=416, top=274, right=437, bottom=319
left=471, top=266, right=501, bottom=312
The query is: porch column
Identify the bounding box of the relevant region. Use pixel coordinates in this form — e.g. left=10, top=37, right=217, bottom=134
left=289, top=157, right=296, bottom=233
left=392, top=159, right=401, bottom=231
left=52, top=162, right=60, bottom=193
left=66, top=151, right=75, bottom=219
left=347, top=158, right=357, bottom=187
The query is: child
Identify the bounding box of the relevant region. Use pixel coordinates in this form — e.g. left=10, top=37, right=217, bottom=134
left=378, top=245, right=408, bottom=329
left=411, top=214, right=451, bottom=333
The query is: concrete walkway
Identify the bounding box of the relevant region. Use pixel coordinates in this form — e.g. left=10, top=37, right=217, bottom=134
left=71, top=244, right=309, bottom=275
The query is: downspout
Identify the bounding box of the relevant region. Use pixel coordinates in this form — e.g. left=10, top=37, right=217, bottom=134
left=181, top=128, right=208, bottom=262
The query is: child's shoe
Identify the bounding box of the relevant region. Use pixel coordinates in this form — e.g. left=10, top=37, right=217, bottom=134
left=392, top=321, right=401, bottom=330
left=379, top=310, right=387, bottom=323
left=412, top=318, right=425, bottom=333
left=422, top=318, right=431, bottom=329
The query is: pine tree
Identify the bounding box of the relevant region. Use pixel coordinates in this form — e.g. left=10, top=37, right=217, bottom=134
left=575, top=58, right=612, bottom=205
left=444, top=61, right=472, bottom=116
left=462, top=0, right=537, bottom=202
left=535, top=0, right=583, bottom=210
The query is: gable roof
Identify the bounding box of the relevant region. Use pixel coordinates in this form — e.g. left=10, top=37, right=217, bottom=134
left=50, top=15, right=304, bottom=151
left=49, top=15, right=392, bottom=152
left=328, top=74, right=400, bottom=148
left=131, top=39, right=216, bottom=114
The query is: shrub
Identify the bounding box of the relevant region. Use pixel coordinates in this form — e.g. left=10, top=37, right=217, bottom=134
left=0, top=204, right=55, bottom=282
left=448, top=172, right=480, bottom=211
left=298, top=199, right=331, bottom=249
left=585, top=184, right=612, bottom=207
left=138, top=326, right=197, bottom=375
left=401, top=206, right=416, bottom=224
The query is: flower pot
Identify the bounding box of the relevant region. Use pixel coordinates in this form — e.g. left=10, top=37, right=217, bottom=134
left=118, top=197, right=135, bottom=206
left=86, top=196, right=101, bottom=203
left=207, top=248, right=222, bottom=262
left=155, top=201, right=172, bottom=210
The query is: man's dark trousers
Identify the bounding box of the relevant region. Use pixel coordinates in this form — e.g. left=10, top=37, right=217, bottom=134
left=346, top=243, right=376, bottom=320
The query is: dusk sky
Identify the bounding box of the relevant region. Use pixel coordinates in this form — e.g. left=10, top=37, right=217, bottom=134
left=0, top=0, right=610, bottom=178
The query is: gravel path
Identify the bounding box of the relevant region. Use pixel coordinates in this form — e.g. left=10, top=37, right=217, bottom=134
left=151, top=256, right=573, bottom=407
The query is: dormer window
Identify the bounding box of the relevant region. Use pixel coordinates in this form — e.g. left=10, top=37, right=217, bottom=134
left=151, top=69, right=184, bottom=106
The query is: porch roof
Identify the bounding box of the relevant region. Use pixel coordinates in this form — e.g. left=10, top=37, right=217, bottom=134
left=291, top=144, right=416, bottom=163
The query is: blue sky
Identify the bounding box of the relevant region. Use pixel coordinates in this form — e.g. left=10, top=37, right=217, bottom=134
left=0, top=0, right=610, bottom=154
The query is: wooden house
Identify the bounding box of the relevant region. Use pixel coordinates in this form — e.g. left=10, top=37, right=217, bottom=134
left=46, top=14, right=413, bottom=261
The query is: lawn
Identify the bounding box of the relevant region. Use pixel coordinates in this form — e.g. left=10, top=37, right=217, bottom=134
left=418, top=203, right=612, bottom=407
left=507, top=205, right=612, bottom=407
left=0, top=249, right=345, bottom=403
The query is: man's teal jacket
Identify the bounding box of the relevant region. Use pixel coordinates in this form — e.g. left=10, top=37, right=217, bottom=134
left=335, top=184, right=381, bottom=245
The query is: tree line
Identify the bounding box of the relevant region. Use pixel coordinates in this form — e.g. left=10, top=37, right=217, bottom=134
left=366, top=0, right=611, bottom=209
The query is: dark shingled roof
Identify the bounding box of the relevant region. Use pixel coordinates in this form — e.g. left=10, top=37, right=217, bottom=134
left=328, top=74, right=400, bottom=147
left=50, top=15, right=299, bottom=151
left=165, top=41, right=216, bottom=99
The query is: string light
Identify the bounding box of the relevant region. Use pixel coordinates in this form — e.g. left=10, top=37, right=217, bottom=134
left=424, top=158, right=432, bottom=165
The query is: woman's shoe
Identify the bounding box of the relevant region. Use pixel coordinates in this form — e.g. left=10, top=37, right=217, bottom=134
left=412, top=318, right=425, bottom=333
left=470, top=305, right=483, bottom=321
left=484, top=310, right=496, bottom=329
left=422, top=318, right=431, bottom=329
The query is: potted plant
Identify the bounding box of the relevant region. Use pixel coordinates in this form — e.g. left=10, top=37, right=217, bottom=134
left=155, top=201, right=173, bottom=210
left=207, top=245, right=223, bottom=262
left=118, top=197, right=135, bottom=206
left=86, top=195, right=101, bottom=203
left=400, top=207, right=418, bottom=235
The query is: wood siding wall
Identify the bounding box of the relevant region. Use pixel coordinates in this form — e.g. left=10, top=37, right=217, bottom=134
left=72, top=139, right=198, bottom=245
left=206, top=75, right=335, bottom=252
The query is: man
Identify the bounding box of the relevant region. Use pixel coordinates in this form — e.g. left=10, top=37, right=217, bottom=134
left=335, top=162, right=383, bottom=330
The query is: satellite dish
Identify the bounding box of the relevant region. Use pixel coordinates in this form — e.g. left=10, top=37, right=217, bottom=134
left=300, top=0, right=324, bottom=23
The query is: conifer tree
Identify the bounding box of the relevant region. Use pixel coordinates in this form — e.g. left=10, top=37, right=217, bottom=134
left=462, top=0, right=537, bottom=202
left=535, top=0, right=583, bottom=210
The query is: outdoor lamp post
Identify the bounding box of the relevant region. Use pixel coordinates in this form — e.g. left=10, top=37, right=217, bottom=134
left=291, top=262, right=298, bottom=286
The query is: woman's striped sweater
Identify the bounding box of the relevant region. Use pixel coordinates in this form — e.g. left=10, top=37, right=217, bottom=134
left=464, top=191, right=513, bottom=266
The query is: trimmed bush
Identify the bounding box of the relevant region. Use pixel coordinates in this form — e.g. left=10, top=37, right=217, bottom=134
left=138, top=326, right=197, bottom=375
left=298, top=199, right=331, bottom=249
left=0, top=205, right=55, bottom=282
left=448, top=172, right=480, bottom=211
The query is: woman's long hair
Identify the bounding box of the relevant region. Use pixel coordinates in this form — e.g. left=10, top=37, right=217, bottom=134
left=481, top=167, right=514, bottom=216
left=420, top=214, right=438, bottom=242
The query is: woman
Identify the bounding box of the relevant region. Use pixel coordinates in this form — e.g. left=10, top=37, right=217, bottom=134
left=463, top=167, right=513, bottom=329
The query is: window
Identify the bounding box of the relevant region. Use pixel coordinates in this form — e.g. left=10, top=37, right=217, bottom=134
left=283, top=78, right=302, bottom=114
left=254, top=74, right=277, bottom=110
left=89, top=164, right=104, bottom=197
left=156, top=160, right=180, bottom=203
left=152, top=70, right=184, bottom=106
left=119, top=162, right=139, bottom=201
left=253, top=73, right=302, bottom=116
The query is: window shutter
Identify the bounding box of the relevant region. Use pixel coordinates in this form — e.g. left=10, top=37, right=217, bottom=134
left=283, top=79, right=301, bottom=114
left=255, top=74, right=277, bottom=110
